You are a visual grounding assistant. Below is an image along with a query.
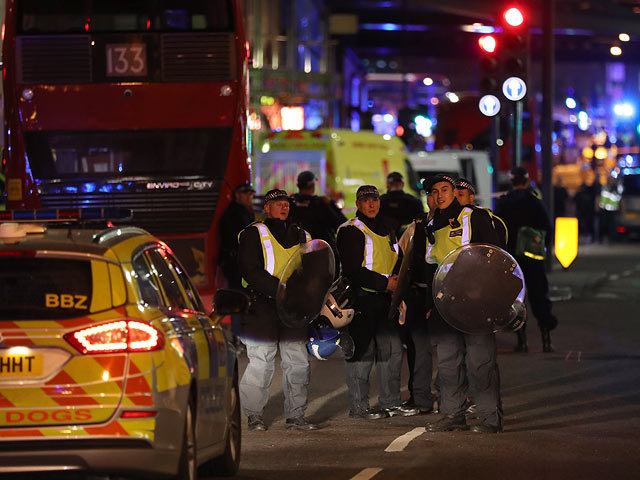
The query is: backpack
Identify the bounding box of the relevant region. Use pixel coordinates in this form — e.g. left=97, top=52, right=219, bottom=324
left=515, top=226, right=546, bottom=260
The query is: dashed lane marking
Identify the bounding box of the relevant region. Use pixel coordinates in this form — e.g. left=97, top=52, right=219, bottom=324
left=385, top=427, right=426, bottom=452
left=565, top=350, right=582, bottom=362
left=609, top=274, right=620, bottom=281
left=305, top=384, right=348, bottom=417
left=349, top=468, right=383, bottom=480
left=622, top=270, right=633, bottom=276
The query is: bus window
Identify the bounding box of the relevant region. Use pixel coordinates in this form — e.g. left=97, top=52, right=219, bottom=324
left=18, top=0, right=232, bottom=34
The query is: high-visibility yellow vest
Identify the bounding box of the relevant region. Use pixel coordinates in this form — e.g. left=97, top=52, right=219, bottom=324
left=240, top=223, right=310, bottom=287
left=425, top=207, right=473, bottom=265
left=338, top=218, right=399, bottom=288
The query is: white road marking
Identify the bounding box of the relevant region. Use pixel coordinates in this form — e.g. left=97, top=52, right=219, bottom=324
left=623, top=270, right=633, bottom=276
left=349, top=468, right=383, bottom=480
left=384, top=427, right=426, bottom=452
left=609, top=274, right=620, bottom=281
left=305, top=384, right=348, bottom=417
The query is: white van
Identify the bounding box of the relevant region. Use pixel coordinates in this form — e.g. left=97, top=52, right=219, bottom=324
left=407, top=150, right=493, bottom=208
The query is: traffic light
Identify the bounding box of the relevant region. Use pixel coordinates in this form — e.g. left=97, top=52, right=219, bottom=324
left=478, top=34, right=501, bottom=96
left=500, top=5, right=529, bottom=89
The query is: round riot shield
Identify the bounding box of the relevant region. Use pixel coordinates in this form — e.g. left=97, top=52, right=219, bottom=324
left=432, top=244, right=526, bottom=334
left=276, top=239, right=335, bottom=328
left=389, top=233, right=414, bottom=321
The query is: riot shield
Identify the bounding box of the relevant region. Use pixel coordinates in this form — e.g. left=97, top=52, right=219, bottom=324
left=432, top=244, right=526, bottom=334
left=276, top=239, right=335, bottom=328
left=389, top=233, right=414, bottom=321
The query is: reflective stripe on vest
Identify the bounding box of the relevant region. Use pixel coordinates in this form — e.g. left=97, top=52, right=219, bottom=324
left=426, top=207, right=473, bottom=264
left=256, top=223, right=276, bottom=274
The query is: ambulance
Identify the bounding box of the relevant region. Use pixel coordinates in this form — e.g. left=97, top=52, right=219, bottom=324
left=255, top=129, right=409, bottom=216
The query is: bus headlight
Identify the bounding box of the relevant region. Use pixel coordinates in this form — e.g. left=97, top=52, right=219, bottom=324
left=22, top=88, right=34, bottom=101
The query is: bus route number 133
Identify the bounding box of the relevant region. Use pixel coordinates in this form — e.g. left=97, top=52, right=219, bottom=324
left=106, top=43, right=148, bottom=77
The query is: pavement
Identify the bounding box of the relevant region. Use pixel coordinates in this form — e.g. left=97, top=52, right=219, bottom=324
left=547, top=241, right=628, bottom=301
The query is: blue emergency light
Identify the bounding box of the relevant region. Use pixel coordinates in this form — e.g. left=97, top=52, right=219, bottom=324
left=0, top=207, right=133, bottom=222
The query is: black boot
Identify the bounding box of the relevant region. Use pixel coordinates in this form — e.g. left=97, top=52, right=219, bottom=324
left=541, top=329, right=554, bottom=352
left=514, top=327, right=528, bottom=352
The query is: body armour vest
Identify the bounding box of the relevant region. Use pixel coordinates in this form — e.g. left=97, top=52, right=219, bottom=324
left=240, top=223, right=310, bottom=287
left=338, top=218, right=399, bottom=281
left=426, top=207, right=473, bottom=265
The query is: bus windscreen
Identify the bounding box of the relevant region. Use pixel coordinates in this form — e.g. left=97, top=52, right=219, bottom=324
left=19, top=0, right=232, bottom=34
left=24, top=128, right=231, bottom=179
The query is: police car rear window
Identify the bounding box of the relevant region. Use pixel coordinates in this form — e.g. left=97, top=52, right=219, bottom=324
left=0, top=258, right=94, bottom=320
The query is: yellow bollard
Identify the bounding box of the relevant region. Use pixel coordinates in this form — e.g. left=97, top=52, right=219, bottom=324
left=555, top=217, right=579, bottom=268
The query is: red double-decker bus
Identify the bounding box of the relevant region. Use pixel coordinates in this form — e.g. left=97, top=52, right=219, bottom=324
left=2, top=0, right=250, bottom=302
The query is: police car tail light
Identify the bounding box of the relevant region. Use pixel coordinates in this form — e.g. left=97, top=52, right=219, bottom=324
left=65, top=321, right=164, bottom=354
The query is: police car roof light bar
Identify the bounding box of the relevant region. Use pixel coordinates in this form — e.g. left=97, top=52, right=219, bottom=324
left=0, top=207, right=133, bottom=223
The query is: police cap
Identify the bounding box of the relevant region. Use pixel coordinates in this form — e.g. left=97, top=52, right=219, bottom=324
left=356, top=185, right=380, bottom=200
left=297, top=170, right=316, bottom=187
left=430, top=174, right=456, bottom=190
left=387, top=171, right=404, bottom=183
left=264, top=188, right=289, bottom=205
left=454, top=177, right=476, bottom=195
left=422, top=176, right=437, bottom=192
left=234, top=181, right=256, bottom=194
left=510, top=166, right=529, bottom=185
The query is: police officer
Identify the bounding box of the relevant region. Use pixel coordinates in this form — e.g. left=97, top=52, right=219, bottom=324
left=290, top=170, right=346, bottom=265
left=454, top=177, right=508, bottom=249
left=495, top=167, right=558, bottom=353
left=337, top=185, right=419, bottom=420
left=380, top=171, right=424, bottom=237
left=418, top=174, right=504, bottom=433
left=397, top=177, right=439, bottom=414
left=237, top=189, right=318, bottom=431
left=219, top=182, right=255, bottom=289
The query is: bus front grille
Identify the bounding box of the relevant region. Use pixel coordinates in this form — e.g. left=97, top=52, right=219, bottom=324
left=17, top=36, right=92, bottom=84
left=161, top=33, right=236, bottom=82
left=38, top=190, right=219, bottom=234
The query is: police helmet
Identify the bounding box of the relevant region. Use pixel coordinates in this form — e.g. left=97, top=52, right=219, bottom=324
left=306, top=325, right=340, bottom=360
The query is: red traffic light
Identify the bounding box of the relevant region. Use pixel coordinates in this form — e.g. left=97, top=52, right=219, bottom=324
left=478, top=35, right=497, bottom=53
left=504, top=7, right=524, bottom=27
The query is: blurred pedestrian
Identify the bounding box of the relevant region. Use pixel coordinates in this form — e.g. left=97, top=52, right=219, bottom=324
left=237, top=189, right=318, bottom=431
left=554, top=176, right=569, bottom=218
left=597, top=176, right=621, bottom=243
left=380, top=171, right=424, bottom=238
left=419, top=174, right=504, bottom=433
left=575, top=181, right=598, bottom=242
left=219, top=181, right=255, bottom=289
left=290, top=170, right=346, bottom=269
left=337, top=185, right=419, bottom=420
left=495, top=167, right=559, bottom=353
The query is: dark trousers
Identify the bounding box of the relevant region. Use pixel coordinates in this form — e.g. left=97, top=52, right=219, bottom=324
left=518, top=256, right=558, bottom=332
left=430, top=315, right=502, bottom=428
left=404, top=287, right=435, bottom=409
left=345, top=292, right=403, bottom=412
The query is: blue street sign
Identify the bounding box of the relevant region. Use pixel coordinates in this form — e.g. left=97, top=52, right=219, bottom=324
left=502, top=77, right=527, bottom=101
left=479, top=95, right=501, bottom=117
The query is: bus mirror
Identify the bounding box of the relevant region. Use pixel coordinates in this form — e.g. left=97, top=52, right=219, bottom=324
left=213, top=289, right=250, bottom=316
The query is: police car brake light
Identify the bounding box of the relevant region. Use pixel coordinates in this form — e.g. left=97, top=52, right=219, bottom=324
left=65, top=320, right=164, bottom=354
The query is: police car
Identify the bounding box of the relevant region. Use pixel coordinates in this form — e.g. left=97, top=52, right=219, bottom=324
left=0, top=209, right=246, bottom=479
